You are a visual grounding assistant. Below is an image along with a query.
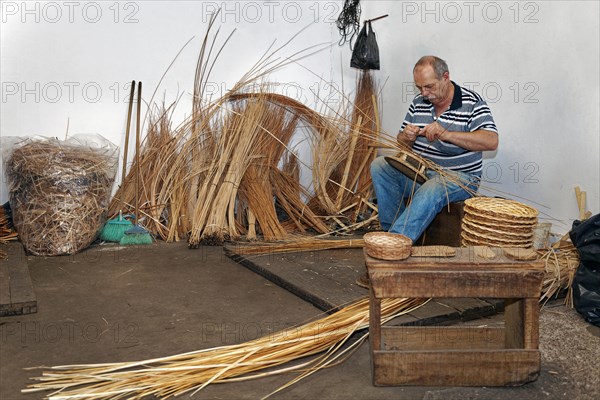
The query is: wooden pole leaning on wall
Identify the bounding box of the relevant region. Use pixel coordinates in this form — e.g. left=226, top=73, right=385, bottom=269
left=574, top=186, right=592, bottom=220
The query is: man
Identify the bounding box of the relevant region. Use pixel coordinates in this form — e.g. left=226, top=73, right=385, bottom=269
left=371, top=56, right=498, bottom=238
left=357, top=56, right=498, bottom=287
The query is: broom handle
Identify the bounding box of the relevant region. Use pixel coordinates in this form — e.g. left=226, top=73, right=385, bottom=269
left=135, top=81, right=142, bottom=226
left=119, top=80, right=136, bottom=211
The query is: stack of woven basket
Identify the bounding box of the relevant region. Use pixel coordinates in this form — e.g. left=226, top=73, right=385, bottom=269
left=461, top=197, right=539, bottom=248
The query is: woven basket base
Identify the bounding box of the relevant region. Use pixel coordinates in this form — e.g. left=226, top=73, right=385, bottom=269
left=463, top=215, right=536, bottom=233
left=462, top=238, right=532, bottom=248
left=503, top=247, right=539, bottom=261
left=461, top=226, right=533, bottom=245
left=461, top=232, right=533, bottom=248
left=462, top=219, right=534, bottom=239
left=464, top=206, right=538, bottom=225
left=465, top=197, right=539, bottom=220
left=384, top=151, right=428, bottom=184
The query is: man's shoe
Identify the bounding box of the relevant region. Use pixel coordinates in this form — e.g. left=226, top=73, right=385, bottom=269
left=355, top=272, right=370, bottom=289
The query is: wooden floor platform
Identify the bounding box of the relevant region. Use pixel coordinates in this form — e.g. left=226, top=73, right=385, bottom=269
left=0, top=242, right=37, bottom=316
left=224, top=246, right=503, bottom=322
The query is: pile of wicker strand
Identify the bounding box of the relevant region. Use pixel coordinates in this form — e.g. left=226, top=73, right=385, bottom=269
left=23, top=297, right=427, bottom=399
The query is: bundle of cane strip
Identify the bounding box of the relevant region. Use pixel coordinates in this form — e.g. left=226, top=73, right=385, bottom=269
left=24, top=297, right=427, bottom=399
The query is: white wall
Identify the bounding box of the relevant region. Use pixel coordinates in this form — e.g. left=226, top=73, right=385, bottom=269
left=1, top=0, right=598, bottom=234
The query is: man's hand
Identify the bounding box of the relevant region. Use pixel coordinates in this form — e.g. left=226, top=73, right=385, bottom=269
left=420, top=122, right=447, bottom=142
left=397, top=124, right=421, bottom=145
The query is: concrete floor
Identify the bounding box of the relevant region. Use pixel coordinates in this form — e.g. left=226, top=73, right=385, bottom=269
left=1, top=241, right=599, bottom=399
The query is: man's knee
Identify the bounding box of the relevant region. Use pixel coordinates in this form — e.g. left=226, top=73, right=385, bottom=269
left=370, top=156, right=388, bottom=177
left=418, top=181, right=451, bottom=208
left=419, top=179, right=446, bottom=195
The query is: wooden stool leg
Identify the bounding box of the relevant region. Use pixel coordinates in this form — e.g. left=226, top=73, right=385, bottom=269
left=369, top=286, right=383, bottom=386
left=504, top=299, right=524, bottom=349
left=369, top=286, right=381, bottom=351
left=523, top=298, right=540, bottom=349
left=505, top=298, right=540, bottom=350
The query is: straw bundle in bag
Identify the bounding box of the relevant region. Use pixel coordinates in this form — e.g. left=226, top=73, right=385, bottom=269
left=5, top=135, right=118, bottom=255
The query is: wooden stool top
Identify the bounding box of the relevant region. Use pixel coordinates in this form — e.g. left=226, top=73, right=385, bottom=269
left=365, top=246, right=544, bottom=299
left=366, top=246, right=543, bottom=270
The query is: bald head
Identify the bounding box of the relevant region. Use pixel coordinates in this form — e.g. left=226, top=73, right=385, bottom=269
left=414, top=56, right=449, bottom=79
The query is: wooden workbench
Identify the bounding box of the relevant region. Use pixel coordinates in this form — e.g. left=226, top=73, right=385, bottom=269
left=366, top=246, right=544, bottom=387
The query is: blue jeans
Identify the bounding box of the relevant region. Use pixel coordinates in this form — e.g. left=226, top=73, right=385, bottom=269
left=370, top=156, right=481, bottom=242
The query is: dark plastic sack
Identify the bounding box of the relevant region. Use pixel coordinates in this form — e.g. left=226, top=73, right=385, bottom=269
left=350, top=21, right=380, bottom=70
left=572, top=263, right=600, bottom=326
left=570, top=213, right=600, bottom=327
left=569, top=213, right=600, bottom=264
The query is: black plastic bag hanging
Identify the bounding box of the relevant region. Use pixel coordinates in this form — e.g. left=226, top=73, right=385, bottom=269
left=569, top=213, right=600, bottom=264
left=350, top=21, right=380, bottom=70
left=569, top=213, right=600, bottom=327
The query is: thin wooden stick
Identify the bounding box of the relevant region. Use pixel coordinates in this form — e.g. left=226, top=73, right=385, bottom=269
left=366, top=14, right=389, bottom=23
left=134, top=81, right=142, bottom=225
left=118, top=80, right=135, bottom=211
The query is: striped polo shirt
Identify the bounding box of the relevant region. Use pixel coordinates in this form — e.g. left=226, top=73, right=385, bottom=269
left=400, top=81, right=498, bottom=174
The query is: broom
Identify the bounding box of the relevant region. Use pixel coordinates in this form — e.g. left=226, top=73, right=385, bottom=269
left=120, top=81, right=153, bottom=246
left=99, top=81, right=135, bottom=242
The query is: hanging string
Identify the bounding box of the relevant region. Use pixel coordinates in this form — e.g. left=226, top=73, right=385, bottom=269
left=336, top=0, right=361, bottom=48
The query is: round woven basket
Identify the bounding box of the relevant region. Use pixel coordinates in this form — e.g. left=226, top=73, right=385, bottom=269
left=463, top=215, right=535, bottom=232
left=462, top=197, right=538, bottom=248
left=363, top=232, right=412, bottom=260
left=464, top=197, right=538, bottom=220
left=461, top=227, right=533, bottom=246
left=461, top=235, right=533, bottom=248
left=462, top=219, right=534, bottom=239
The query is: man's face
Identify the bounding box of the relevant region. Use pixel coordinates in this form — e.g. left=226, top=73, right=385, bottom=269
left=413, top=65, right=450, bottom=106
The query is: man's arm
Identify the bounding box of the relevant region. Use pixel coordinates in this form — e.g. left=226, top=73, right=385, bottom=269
left=438, top=129, right=498, bottom=151
left=421, top=122, right=498, bottom=151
